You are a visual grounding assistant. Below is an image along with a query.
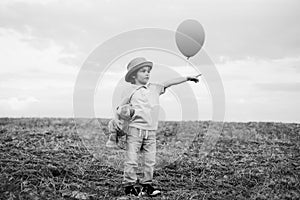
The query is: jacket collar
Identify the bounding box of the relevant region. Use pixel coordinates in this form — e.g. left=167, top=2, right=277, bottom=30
left=131, top=83, right=150, bottom=89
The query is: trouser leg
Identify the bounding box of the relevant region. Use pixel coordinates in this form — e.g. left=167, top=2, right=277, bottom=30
left=140, top=130, right=156, bottom=185
left=123, top=127, right=142, bottom=186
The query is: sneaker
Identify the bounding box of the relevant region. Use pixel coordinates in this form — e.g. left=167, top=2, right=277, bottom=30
left=124, top=185, right=141, bottom=196
left=141, top=184, right=161, bottom=197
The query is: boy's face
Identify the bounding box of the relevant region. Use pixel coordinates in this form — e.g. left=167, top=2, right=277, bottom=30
left=133, top=66, right=151, bottom=85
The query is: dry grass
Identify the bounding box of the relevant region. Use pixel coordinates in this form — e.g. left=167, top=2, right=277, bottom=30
left=0, top=118, right=299, bottom=199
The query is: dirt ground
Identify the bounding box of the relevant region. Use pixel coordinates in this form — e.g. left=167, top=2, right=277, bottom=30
left=0, top=118, right=299, bottom=199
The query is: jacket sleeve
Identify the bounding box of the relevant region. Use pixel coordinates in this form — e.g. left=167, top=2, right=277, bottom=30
left=151, top=83, right=166, bottom=95
left=119, top=87, right=133, bottom=105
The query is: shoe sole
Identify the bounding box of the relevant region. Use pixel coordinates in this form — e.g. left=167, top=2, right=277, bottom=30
left=141, top=192, right=161, bottom=197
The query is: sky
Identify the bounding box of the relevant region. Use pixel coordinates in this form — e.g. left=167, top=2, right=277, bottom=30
left=0, top=0, right=299, bottom=123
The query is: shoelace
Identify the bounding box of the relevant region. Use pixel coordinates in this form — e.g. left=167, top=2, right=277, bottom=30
left=138, top=128, right=149, bottom=139
left=133, top=186, right=145, bottom=197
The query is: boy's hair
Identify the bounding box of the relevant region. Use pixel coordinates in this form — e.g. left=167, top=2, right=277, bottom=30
left=129, top=71, right=137, bottom=84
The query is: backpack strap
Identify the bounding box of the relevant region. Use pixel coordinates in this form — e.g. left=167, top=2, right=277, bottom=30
left=127, top=85, right=145, bottom=104
left=116, top=85, right=146, bottom=110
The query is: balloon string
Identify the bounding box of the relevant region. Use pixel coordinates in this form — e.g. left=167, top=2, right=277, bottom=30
left=187, top=57, right=191, bottom=67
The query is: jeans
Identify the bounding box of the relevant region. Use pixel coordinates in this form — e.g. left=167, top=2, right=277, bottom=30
left=123, top=126, right=156, bottom=186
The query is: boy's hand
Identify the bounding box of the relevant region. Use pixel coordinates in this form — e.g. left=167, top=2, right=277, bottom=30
left=117, top=104, right=135, bottom=120
left=187, top=74, right=201, bottom=83
left=114, top=119, right=123, bottom=130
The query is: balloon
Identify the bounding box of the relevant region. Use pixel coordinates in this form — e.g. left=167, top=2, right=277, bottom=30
left=175, top=19, right=205, bottom=59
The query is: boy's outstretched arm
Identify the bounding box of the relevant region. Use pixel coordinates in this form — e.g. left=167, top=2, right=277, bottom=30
left=162, top=74, right=201, bottom=88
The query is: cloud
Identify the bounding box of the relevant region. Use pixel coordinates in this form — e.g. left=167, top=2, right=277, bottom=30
left=216, top=56, right=300, bottom=84
left=0, top=28, right=79, bottom=93
left=0, top=27, right=78, bottom=117
left=0, top=0, right=299, bottom=60
left=214, top=56, right=300, bottom=122
left=0, top=28, right=80, bottom=73
left=255, top=82, right=300, bottom=92
left=0, top=0, right=299, bottom=122
left=0, top=96, right=39, bottom=111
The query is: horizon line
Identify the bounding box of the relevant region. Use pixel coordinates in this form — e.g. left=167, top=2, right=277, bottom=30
left=0, top=116, right=299, bottom=124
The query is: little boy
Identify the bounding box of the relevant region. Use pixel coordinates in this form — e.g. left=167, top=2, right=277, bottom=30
left=115, top=57, right=200, bottom=197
